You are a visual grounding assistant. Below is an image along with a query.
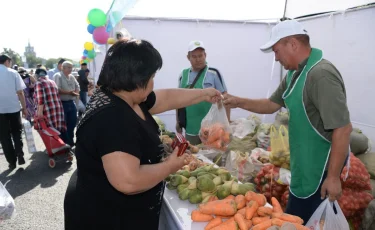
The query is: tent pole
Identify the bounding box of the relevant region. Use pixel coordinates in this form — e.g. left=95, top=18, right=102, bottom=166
left=283, top=0, right=288, bottom=18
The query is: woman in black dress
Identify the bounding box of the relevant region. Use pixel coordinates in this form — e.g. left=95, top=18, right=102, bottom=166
left=64, top=39, right=222, bottom=230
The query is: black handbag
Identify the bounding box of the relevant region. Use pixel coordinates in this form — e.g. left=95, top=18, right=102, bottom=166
left=177, top=66, right=207, bottom=129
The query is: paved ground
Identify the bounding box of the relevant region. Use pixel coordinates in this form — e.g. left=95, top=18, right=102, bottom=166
left=0, top=128, right=76, bottom=230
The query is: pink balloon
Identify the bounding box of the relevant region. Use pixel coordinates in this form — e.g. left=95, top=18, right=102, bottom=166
left=82, top=56, right=87, bottom=59
left=93, top=26, right=109, bottom=45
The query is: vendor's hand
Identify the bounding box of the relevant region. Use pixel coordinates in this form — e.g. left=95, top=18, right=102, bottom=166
left=222, top=94, right=240, bottom=108
left=165, top=147, right=189, bottom=174
left=71, top=91, right=79, bottom=96
left=203, top=88, right=222, bottom=103
left=175, top=123, right=182, bottom=134
left=321, top=176, right=342, bottom=201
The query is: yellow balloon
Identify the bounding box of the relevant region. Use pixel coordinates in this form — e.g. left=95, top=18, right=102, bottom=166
left=84, top=42, right=94, bottom=51
left=79, top=60, right=84, bottom=64
left=107, top=38, right=116, bottom=45
left=86, top=17, right=90, bottom=24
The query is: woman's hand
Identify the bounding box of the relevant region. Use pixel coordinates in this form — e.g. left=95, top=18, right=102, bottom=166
left=165, top=147, right=189, bottom=174
left=203, top=88, right=223, bottom=104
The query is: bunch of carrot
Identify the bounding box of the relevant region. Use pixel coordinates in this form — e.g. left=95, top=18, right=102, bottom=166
left=200, top=123, right=231, bottom=151
left=191, top=191, right=309, bottom=230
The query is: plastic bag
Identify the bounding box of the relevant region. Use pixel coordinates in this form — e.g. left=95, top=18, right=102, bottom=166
left=269, top=125, right=290, bottom=169
left=230, top=117, right=258, bottom=139
left=225, top=150, right=255, bottom=183
left=22, top=118, right=36, bottom=153
left=0, top=181, right=16, bottom=221
left=199, top=102, right=231, bottom=151
left=306, top=198, right=349, bottom=230
left=256, top=123, right=271, bottom=150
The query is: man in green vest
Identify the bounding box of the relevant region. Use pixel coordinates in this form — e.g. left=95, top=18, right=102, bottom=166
left=176, top=40, right=230, bottom=145
left=223, top=19, right=352, bottom=224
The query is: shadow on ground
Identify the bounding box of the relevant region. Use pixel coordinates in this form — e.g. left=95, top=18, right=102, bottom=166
left=0, top=150, right=73, bottom=199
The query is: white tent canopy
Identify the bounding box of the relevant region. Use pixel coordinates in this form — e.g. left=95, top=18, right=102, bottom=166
left=125, top=0, right=374, bottom=21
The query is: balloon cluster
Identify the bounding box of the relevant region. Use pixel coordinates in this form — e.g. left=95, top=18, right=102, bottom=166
left=80, top=8, right=117, bottom=64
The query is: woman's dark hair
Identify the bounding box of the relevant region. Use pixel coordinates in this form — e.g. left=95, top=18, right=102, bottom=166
left=98, top=39, right=163, bottom=92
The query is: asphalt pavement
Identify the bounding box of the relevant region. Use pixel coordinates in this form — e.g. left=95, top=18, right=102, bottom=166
left=0, top=128, right=76, bottom=230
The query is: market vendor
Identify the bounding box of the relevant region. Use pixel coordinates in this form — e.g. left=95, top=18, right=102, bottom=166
left=223, top=19, right=352, bottom=224
left=176, top=40, right=230, bottom=145
left=63, top=39, right=223, bottom=230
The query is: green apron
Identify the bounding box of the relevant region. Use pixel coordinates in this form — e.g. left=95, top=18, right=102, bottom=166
left=180, top=66, right=212, bottom=136
left=282, top=48, right=331, bottom=198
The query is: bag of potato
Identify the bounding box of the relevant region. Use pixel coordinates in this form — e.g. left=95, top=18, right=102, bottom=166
left=227, top=132, right=257, bottom=153
left=356, top=152, right=375, bottom=179
left=269, top=125, right=290, bottom=169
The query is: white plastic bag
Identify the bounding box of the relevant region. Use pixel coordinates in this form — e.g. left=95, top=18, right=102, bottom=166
left=306, top=198, right=349, bottom=230
left=199, top=102, right=231, bottom=151
left=22, top=118, right=36, bottom=153
left=0, top=181, right=16, bottom=221
left=230, top=117, right=257, bottom=139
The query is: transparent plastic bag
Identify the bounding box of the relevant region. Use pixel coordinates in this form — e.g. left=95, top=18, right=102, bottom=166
left=199, top=102, right=231, bottom=151
left=306, top=198, right=349, bottom=230
left=269, top=125, right=290, bottom=169
left=0, top=181, right=16, bottom=221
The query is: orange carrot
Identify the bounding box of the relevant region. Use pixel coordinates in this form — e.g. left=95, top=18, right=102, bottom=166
left=252, top=216, right=271, bottom=225
left=234, top=213, right=248, bottom=230
left=237, top=207, right=246, bottom=217
left=257, top=206, right=273, bottom=217
left=271, top=218, right=285, bottom=226
left=224, top=195, right=235, bottom=200
left=215, top=215, right=234, bottom=219
left=211, top=218, right=238, bottom=230
left=252, top=219, right=272, bottom=230
left=244, top=219, right=252, bottom=229
left=205, top=217, right=223, bottom=230
left=245, top=191, right=256, bottom=202
left=200, top=200, right=237, bottom=216
left=272, top=219, right=309, bottom=230
left=253, top=211, right=259, bottom=218
left=191, top=210, right=214, bottom=222
left=271, top=197, right=283, bottom=213
left=235, top=195, right=246, bottom=209
left=272, top=212, right=304, bottom=225
left=254, top=194, right=267, bottom=206
left=245, top=201, right=259, bottom=220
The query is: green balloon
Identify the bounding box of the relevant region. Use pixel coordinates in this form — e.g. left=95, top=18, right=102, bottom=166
left=87, top=50, right=96, bottom=59
left=88, top=8, right=107, bottom=27
left=83, top=60, right=89, bottom=64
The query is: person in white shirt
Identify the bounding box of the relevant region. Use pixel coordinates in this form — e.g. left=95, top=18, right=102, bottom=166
left=0, top=54, right=28, bottom=169
left=47, top=58, right=66, bottom=81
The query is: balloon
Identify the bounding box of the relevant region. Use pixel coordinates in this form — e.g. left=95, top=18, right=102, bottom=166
left=83, top=59, right=89, bottom=64
left=81, top=56, right=87, bottom=60
left=86, top=17, right=90, bottom=24
left=87, top=50, right=96, bottom=59
left=83, top=50, right=88, bottom=55
left=86, top=58, right=92, bottom=62
left=93, top=26, right=110, bottom=45
left=79, top=60, right=84, bottom=64
left=107, top=38, right=116, bottom=45
left=84, top=42, right=94, bottom=51
left=88, top=8, right=106, bottom=27
left=87, top=24, right=96, bottom=34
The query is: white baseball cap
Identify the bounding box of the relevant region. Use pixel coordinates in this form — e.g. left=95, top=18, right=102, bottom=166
left=188, top=40, right=205, bottom=52
left=260, top=19, right=308, bottom=53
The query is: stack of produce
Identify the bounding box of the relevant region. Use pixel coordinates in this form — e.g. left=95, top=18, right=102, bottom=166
left=256, top=123, right=272, bottom=150
left=280, top=153, right=374, bottom=229
left=166, top=165, right=256, bottom=204
left=200, top=123, right=231, bottom=151
left=269, top=125, right=290, bottom=170
left=338, top=153, right=374, bottom=229
left=254, top=165, right=289, bottom=205
left=153, top=115, right=176, bottom=138
left=190, top=191, right=308, bottom=230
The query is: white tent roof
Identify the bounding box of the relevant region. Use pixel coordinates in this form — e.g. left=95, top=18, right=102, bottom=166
left=126, top=0, right=374, bottom=21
